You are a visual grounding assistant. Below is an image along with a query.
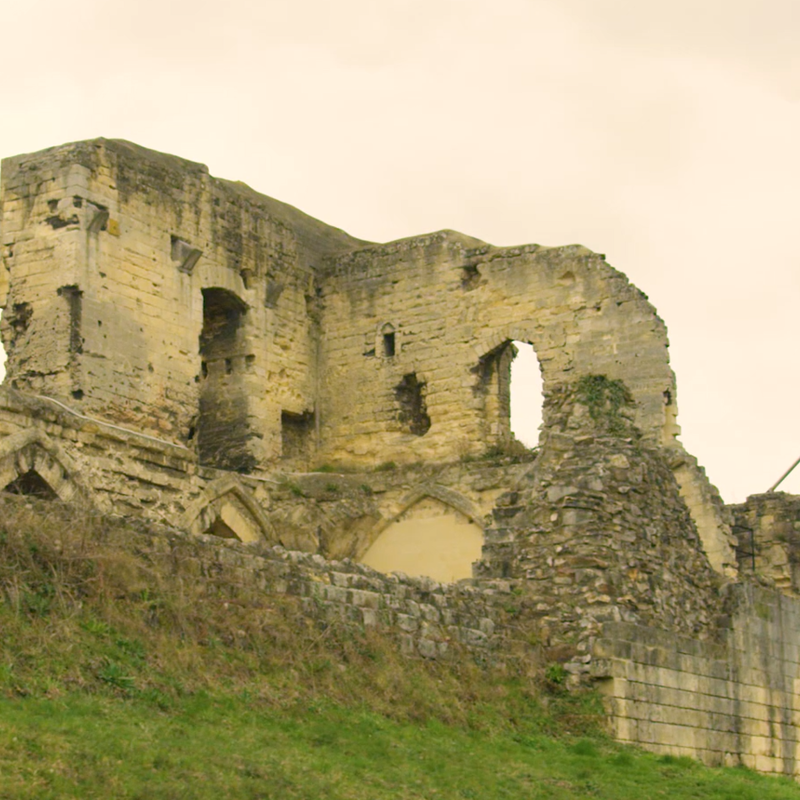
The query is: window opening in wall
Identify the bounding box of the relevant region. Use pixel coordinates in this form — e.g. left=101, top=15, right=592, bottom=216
left=381, top=323, right=396, bottom=358
left=475, top=340, right=543, bottom=451
left=3, top=470, right=58, bottom=500
left=509, top=341, right=544, bottom=448
left=198, top=288, right=254, bottom=472
left=395, top=373, right=431, bottom=436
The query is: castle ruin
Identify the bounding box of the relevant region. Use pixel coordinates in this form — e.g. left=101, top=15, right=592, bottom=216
left=2, top=139, right=799, bottom=776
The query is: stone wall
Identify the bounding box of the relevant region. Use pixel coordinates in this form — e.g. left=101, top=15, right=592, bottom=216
left=729, top=493, right=800, bottom=594
left=0, top=385, right=534, bottom=569
left=5, top=137, right=796, bottom=776
left=0, top=139, right=736, bottom=573
left=0, top=139, right=364, bottom=466
left=57, top=508, right=533, bottom=665
left=474, top=380, right=728, bottom=678
left=3, top=377, right=800, bottom=777
left=318, top=231, right=678, bottom=467
left=594, top=584, right=800, bottom=777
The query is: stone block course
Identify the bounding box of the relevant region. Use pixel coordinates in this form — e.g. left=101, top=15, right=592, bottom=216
left=597, top=587, right=800, bottom=777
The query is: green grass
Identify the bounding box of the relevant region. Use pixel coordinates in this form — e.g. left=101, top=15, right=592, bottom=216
left=1, top=496, right=800, bottom=798
left=2, top=694, right=798, bottom=799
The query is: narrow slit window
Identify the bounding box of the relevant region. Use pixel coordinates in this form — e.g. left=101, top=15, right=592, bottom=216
left=381, top=323, right=396, bottom=358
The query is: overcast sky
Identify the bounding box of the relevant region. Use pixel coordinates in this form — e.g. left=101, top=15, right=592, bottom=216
left=1, top=0, right=798, bottom=502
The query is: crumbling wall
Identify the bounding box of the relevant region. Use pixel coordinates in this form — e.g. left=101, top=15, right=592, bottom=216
left=2, top=378, right=800, bottom=777
left=0, top=385, right=531, bottom=566
left=475, top=379, right=725, bottom=671
left=729, top=492, right=800, bottom=594
left=318, top=231, right=678, bottom=465
left=0, top=139, right=736, bottom=573
left=0, top=491, right=534, bottom=666
left=0, top=139, right=366, bottom=467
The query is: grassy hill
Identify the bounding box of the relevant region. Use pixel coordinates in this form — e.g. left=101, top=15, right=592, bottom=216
left=1, top=496, right=799, bottom=799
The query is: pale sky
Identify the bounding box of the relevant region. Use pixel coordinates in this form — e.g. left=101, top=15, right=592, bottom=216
left=1, top=0, right=798, bottom=502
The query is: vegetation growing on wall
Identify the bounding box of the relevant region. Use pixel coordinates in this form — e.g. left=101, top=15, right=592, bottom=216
left=575, top=374, right=634, bottom=434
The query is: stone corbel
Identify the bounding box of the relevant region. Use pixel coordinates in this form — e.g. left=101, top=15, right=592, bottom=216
left=171, top=235, right=202, bottom=274
left=86, top=203, right=110, bottom=234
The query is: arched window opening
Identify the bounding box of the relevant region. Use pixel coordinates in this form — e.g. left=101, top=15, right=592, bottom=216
left=200, top=496, right=263, bottom=544
left=198, top=288, right=254, bottom=472
left=360, top=497, right=483, bottom=582
left=381, top=323, right=396, bottom=358
left=475, top=339, right=543, bottom=452
left=509, top=341, right=544, bottom=448
left=3, top=469, right=58, bottom=500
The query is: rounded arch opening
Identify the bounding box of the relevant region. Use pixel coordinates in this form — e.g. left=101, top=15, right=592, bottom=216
left=474, top=338, right=544, bottom=452
left=509, top=341, right=544, bottom=448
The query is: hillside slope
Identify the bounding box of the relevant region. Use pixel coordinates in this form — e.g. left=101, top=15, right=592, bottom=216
left=1, top=497, right=798, bottom=799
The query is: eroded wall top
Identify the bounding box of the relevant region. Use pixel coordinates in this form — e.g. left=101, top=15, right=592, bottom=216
left=2, top=138, right=681, bottom=476
left=317, top=230, right=680, bottom=465
left=0, top=139, right=368, bottom=466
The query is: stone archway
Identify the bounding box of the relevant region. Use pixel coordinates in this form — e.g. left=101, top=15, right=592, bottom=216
left=182, top=476, right=273, bottom=544
left=359, top=485, right=483, bottom=583
left=0, top=430, right=90, bottom=504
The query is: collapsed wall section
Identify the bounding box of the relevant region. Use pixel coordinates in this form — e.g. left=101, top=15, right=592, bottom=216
left=476, top=379, right=726, bottom=669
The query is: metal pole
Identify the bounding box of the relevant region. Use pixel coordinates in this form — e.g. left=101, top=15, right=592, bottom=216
left=768, top=455, right=800, bottom=493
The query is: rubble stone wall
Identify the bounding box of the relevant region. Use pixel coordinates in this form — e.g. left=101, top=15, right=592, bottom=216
left=729, top=493, right=800, bottom=594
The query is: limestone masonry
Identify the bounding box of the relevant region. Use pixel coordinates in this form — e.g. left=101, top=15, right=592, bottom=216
left=1, top=139, right=799, bottom=776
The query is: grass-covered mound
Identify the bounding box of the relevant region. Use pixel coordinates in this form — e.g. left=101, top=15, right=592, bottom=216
left=1, top=496, right=799, bottom=799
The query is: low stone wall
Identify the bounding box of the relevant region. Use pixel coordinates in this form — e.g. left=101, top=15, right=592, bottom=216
left=594, top=584, right=800, bottom=777
left=97, top=521, right=534, bottom=665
